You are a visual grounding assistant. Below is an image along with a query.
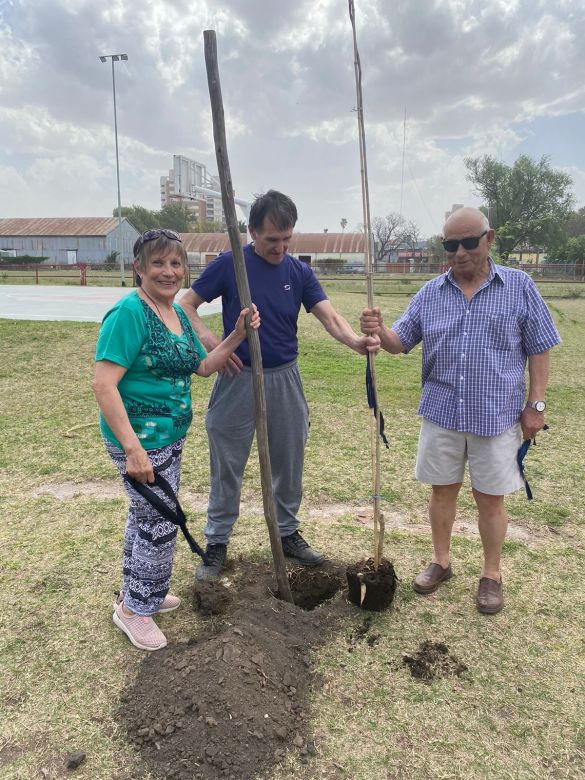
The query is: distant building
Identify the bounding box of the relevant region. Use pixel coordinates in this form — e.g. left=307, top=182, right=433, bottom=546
left=288, top=233, right=366, bottom=269
left=181, top=233, right=241, bottom=266
left=0, top=218, right=139, bottom=265
left=160, top=155, right=226, bottom=226
left=387, top=240, right=434, bottom=272
left=181, top=232, right=367, bottom=269
left=507, top=246, right=543, bottom=265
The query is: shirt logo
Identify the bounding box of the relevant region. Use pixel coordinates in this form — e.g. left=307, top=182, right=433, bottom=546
left=284, top=284, right=291, bottom=291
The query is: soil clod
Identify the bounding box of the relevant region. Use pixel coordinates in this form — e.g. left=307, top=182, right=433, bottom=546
left=402, top=640, right=468, bottom=682
left=65, top=751, right=86, bottom=770
left=192, top=580, right=232, bottom=616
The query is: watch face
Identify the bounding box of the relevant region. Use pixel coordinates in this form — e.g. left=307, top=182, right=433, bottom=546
left=535, top=401, right=546, bottom=412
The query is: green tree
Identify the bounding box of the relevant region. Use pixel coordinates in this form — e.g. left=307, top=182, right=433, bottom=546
left=190, top=220, right=226, bottom=233
left=542, top=207, right=585, bottom=261
left=158, top=203, right=195, bottom=232
left=566, top=235, right=585, bottom=264
left=464, top=154, right=574, bottom=259
left=426, top=234, right=445, bottom=267
left=0, top=254, right=47, bottom=265
left=567, top=206, right=585, bottom=237
left=118, top=205, right=159, bottom=234
left=116, top=204, right=230, bottom=235
left=104, top=250, right=119, bottom=270
left=315, top=257, right=346, bottom=273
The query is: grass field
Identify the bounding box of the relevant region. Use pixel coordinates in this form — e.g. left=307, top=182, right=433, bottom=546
left=0, top=289, right=584, bottom=779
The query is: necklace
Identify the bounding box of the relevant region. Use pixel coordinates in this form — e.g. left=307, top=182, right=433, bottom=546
left=140, top=287, right=174, bottom=327
left=138, top=287, right=200, bottom=373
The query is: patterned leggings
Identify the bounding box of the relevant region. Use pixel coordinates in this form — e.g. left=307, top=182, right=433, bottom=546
left=105, top=437, right=185, bottom=616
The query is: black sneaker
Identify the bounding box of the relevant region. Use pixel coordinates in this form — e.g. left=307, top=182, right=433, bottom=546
left=195, top=543, right=228, bottom=581
left=281, top=531, right=326, bottom=566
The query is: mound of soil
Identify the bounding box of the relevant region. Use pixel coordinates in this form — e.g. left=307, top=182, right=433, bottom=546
left=402, top=640, right=468, bottom=682
left=118, top=563, right=347, bottom=780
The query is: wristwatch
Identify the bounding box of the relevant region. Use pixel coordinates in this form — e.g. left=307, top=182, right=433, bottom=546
left=525, top=400, right=546, bottom=412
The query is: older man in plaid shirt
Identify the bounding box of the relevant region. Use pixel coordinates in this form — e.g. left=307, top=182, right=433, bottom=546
left=361, top=207, right=560, bottom=614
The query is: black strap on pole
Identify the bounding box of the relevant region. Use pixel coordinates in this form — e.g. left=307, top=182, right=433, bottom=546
left=516, top=439, right=533, bottom=500
left=124, top=473, right=208, bottom=563
left=516, top=424, right=549, bottom=501
left=365, top=359, right=389, bottom=448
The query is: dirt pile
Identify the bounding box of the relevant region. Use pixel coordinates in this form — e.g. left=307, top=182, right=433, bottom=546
left=118, top=564, right=346, bottom=780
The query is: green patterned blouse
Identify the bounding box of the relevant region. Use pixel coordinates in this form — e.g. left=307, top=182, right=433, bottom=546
left=96, top=291, right=206, bottom=450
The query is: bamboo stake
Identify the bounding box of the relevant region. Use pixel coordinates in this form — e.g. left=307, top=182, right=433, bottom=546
left=203, top=30, right=294, bottom=604
left=348, top=0, right=385, bottom=567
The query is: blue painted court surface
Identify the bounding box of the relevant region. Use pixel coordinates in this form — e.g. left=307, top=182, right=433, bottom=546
left=0, top=285, right=221, bottom=323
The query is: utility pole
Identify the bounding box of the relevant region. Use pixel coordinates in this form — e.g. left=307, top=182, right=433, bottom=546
left=99, top=53, right=128, bottom=286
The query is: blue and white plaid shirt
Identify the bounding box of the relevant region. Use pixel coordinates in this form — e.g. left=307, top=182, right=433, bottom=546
left=392, top=261, right=561, bottom=437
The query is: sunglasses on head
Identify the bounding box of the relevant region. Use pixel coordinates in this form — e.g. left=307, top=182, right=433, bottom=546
left=133, top=228, right=182, bottom=257
left=441, top=230, right=488, bottom=253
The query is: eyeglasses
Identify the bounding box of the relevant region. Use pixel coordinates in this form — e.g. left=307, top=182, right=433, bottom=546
left=133, top=229, right=182, bottom=257
left=441, top=230, right=488, bottom=253
left=174, top=341, right=199, bottom=369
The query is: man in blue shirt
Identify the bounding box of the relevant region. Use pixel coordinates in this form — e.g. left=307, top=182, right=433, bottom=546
left=361, top=207, right=560, bottom=614
left=182, top=190, right=379, bottom=580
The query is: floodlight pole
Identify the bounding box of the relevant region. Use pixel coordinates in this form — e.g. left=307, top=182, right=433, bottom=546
left=100, top=53, right=128, bottom=286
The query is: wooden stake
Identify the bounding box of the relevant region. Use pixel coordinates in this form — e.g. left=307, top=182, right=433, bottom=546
left=348, top=0, right=385, bottom=567
left=203, top=30, right=293, bottom=604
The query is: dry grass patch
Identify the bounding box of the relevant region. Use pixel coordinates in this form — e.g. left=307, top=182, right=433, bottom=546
left=0, top=293, right=584, bottom=779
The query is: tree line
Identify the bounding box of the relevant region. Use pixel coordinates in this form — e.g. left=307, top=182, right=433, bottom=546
left=371, top=154, right=584, bottom=267
left=120, top=154, right=584, bottom=266
left=114, top=203, right=246, bottom=235
left=464, top=154, right=583, bottom=263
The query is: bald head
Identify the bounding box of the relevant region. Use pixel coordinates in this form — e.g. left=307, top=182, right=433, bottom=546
left=443, top=207, right=489, bottom=238
left=441, top=206, right=494, bottom=284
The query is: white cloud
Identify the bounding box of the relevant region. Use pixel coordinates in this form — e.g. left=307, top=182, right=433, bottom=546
left=0, top=0, right=584, bottom=233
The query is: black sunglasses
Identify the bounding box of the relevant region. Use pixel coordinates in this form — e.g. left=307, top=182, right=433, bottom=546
left=133, top=228, right=182, bottom=257
left=441, top=230, right=488, bottom=253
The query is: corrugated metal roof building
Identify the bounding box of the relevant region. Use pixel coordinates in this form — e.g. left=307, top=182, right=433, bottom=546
left=182, top=232, right=366, bottom=269
left=0, top=218, right=139, bottom=265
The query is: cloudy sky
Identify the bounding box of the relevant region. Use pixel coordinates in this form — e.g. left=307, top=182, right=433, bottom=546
left=1, top=0, right=584, bottom=236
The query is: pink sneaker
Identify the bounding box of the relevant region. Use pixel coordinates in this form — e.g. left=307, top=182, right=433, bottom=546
left=113, top=591, right=181, bottom=613
left=112, top=603, right=167, bottom=651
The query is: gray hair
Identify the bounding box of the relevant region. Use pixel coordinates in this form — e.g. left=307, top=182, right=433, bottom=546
left=134, top=234, right=187, bottom=271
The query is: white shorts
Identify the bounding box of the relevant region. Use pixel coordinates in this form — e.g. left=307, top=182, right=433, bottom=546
left=415, top=419, right=525, bottom=496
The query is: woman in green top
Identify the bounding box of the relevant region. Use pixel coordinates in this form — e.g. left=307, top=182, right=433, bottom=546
left=93, top=229, right=259, bottom=651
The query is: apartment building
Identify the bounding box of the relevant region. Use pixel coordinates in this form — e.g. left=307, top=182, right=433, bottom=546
left=160, top=155, right=225, bottom=226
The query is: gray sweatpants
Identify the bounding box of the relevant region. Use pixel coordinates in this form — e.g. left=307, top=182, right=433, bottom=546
left=204, top=360, right=309, bottom=544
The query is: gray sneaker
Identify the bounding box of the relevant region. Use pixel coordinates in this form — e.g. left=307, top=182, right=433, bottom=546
left=195, top=543, right=228, bottom=581
left=281, top=531, right=326, bottom=566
